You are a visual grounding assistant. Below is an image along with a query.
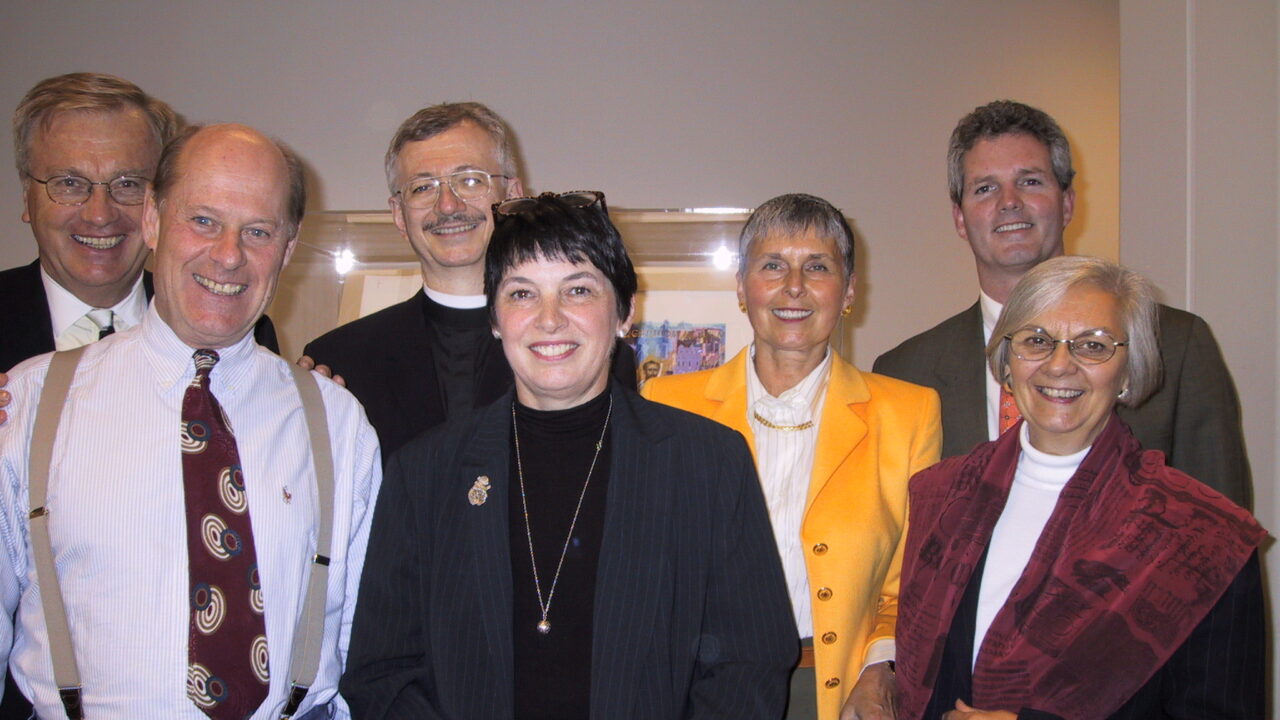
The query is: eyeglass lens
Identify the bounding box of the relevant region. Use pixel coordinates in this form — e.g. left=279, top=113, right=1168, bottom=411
left=41, top=175, right=148, bottom=206
left=401, top=170, right=498, bottom=208
left=1009, top=329, right=1121, bottom=363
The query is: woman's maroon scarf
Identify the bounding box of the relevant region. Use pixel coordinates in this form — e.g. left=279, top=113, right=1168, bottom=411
left=895, top=414, right=1264, bottom=719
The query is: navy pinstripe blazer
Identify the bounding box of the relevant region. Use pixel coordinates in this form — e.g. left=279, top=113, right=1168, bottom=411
left=341, top=383, right=798, bottom=719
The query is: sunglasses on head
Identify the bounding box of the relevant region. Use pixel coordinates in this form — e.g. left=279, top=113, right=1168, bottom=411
left=493, top=190, right=605, bottom=217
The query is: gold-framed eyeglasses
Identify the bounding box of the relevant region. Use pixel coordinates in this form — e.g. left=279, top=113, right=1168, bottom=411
left=27, top=173, right=150, bottom=206
left=396, top=169, right=511, bottom=208
left=494, top=190, right=604, bottom=217
left=1004, top=328, right=1129, bottom=364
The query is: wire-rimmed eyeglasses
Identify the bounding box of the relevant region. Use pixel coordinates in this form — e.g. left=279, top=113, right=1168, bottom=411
left=27, top=173, right=150, bottom=206
left=1004, top=327, right=1129, bottom=364
left=396, top=169, right=511, bottom=209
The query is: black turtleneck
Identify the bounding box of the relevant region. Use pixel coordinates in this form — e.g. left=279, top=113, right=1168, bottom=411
left=509, top=389, right=613, bottom=720
left=421, top=293, right=491, bottom=419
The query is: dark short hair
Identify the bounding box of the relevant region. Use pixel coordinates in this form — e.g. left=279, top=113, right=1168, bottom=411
left=947, top=100, right=1074, bottom=205
left=384, top=101, right=515, bottom=192
left=738, top=193, right=856, bottom=281
left=485, top=192, right=636, bottom=324
left=13, top=72, right=182, bottom=178
left=153, top=124, right=307, bottom=236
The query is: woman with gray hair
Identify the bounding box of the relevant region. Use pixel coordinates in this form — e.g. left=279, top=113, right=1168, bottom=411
left=645, top=193, right=942, bottom=720
left=894, top=256, right=1265, bottom=719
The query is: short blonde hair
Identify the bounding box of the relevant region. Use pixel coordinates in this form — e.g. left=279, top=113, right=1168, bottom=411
left=13, top=72, right=181, bottom=178
left=987, top=256, right=1162, bottom=407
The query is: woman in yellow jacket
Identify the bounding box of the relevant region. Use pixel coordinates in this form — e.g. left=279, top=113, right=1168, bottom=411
left=642, top=194, right=940, bottom=720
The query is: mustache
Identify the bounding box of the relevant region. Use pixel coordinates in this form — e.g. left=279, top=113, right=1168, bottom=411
left=424, top=210, right=485, bottom=231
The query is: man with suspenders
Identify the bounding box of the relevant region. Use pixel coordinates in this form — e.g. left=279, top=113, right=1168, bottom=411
left=0, top=123, right=380, bottom=719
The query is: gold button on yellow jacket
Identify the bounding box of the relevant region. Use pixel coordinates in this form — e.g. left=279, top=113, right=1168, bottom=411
left=642, top=348, right=941, bottom=720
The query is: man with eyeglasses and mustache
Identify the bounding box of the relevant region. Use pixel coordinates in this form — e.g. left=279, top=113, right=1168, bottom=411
left=302, top=103, right=632, bottom=459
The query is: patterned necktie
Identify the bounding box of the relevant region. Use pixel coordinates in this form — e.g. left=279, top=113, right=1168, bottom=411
left=181, top=349, right=270, bottom=718
left=998, top=384, right=1022, bottom=435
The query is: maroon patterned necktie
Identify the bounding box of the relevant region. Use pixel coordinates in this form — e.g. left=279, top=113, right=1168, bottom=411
left=182, top=349, right=270, bottom=718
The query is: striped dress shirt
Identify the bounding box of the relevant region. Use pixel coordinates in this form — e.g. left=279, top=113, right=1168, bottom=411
left=0, top=304, right=381, bottom=719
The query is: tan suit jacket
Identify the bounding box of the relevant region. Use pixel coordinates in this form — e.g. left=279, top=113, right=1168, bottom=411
left=643, top=349, right=940, bottom=720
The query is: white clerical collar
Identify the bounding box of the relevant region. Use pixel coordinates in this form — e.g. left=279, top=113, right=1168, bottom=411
left=423, top=283, right=486, bottom=309
left=41, top=266, right=147, bottom=337
left=978, top=290, right=1003, bottom=345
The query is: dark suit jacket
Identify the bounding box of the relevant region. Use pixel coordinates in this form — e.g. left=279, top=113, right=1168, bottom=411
left=924, top=550, right=1263, bottom=719
left=340, top=383, right=797, bottom=719
left=873, top=302, right=1252, bottom=507
left=303, top=290, right=637, bottom=460
left=0, top=260, right=279, bottom=373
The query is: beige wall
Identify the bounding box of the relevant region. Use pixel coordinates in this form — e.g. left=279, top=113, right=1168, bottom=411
left=0, top=0, right=1119, bottom=363
left=1120, top=0, right=1279, bottom=704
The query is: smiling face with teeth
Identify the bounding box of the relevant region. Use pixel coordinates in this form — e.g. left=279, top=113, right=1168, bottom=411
left=952, top=132, right=1075, bottom=302
left=389, top=121, right=523, bottom=295
left=22, top=107, right=160, bottom=308
left=1006, top=282, right=1128, bottom=455
left=144, top=125, right=297, bottom=350
left=493, top=255, right=633, bottom=411
left=738, top=228, right=855, bottom=390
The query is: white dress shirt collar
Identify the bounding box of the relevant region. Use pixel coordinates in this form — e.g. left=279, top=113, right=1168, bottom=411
left=139, top=302, right=261, bottom=399
left=40, top=265, right=147, bottom=338
left=978, top=289, right=1003, bottom=345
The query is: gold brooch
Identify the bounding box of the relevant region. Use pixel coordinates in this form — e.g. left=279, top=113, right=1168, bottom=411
left=468, top=475, right=491, bottom=506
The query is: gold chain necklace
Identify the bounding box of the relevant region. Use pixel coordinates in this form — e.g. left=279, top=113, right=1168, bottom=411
left=511, top=395, right=613, bottom=634
left=751, top=410, right=814, bottom=432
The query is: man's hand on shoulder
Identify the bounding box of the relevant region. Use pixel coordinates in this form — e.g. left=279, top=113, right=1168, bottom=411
left=0, top=372, right=8, bottom=426
left=296, top=355, right=346, bottom=388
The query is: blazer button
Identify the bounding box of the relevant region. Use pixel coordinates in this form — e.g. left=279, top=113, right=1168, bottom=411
left=821, top=632, right=837, bottom=644
left=825, top=677, right=840, bottom=689
left=812, top=543, right=828, bottom=555
left=816, top=587, right=833, bottom=601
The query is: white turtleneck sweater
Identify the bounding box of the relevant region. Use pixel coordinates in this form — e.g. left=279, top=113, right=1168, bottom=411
left=972, top=425, right=1090, bottom=668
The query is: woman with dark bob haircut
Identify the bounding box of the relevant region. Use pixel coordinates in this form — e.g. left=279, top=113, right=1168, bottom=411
left=894, top=256, right=1265, bottom=719
left=343, top=191, right=797, bottom=719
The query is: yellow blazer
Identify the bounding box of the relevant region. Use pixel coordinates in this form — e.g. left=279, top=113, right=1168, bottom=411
left=642, top=348, right=940, bottom=720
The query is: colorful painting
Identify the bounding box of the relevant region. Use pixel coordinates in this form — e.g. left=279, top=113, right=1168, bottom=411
left=626, top=321, right=727, bottom=389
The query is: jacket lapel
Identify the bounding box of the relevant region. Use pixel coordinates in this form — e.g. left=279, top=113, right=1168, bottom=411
left=591, top=385, right=674, bottom=714
left=935, top=303, right=989, bottom=457
left=806, top=356, right=869, bottom=513
left=456, top=397, right=516, bottom=714
left=703, top=349, right=756, bottom=456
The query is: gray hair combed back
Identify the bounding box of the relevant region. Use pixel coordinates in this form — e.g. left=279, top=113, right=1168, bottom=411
left=384, top=101, right=516, bottom=193
left=986, top=255, right=1162, bottom=407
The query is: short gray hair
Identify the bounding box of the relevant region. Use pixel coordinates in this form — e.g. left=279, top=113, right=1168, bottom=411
left=947, top=100, right=1074, bottom=206
left=987, top=255, right=1162, bottom=407
left=737, top=193, right=855, bottom=283
left=384, top=101, right=516, bottom=193
left=13, top=72, right=181, bottom=178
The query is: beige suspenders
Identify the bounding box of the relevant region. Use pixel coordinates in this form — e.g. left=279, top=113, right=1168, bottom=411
left=27, top=350, right=335, bottom=720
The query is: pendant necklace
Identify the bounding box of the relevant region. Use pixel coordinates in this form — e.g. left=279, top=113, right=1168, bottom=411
left=512, top=395, right=613, bottom=634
